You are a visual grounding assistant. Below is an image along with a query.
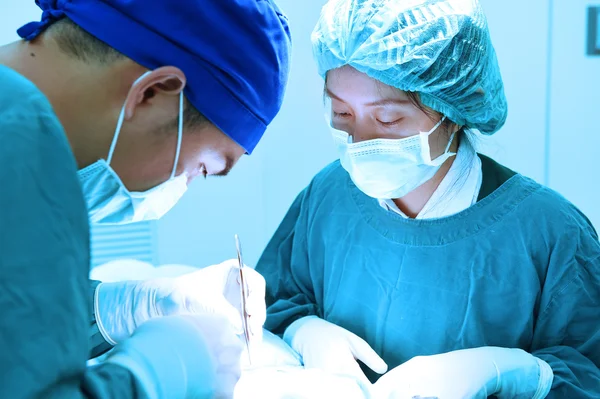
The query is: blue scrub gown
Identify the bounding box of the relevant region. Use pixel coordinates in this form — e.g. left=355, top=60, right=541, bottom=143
left=257, top=156, right=600, bottom=397
left=0, top=65, right=141, bottom=398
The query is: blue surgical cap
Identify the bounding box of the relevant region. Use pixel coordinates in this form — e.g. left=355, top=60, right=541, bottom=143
left=18, top=0, right=292, bottom=153
left=312, top=0, right=507, bottom=135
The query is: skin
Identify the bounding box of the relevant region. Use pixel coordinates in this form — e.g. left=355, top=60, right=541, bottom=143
left=326, top=66, right=460, bottom=218
left=0, top=34, right=245, bottom=192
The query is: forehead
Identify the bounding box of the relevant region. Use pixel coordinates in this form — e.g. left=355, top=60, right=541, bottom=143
left=326, top=66, right=409, bottom=102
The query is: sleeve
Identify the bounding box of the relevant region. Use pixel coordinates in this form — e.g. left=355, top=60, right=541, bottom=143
left=530, top=223, right=600, bottom=398
left=255, top=187, right=321, bottom=336
left=89, top=280, right=114, bottom=359
left=0, top=95, right=142, bottom=398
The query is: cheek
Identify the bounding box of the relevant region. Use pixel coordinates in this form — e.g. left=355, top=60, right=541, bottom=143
left=177, top=151, right=202, bottom=178
left=111, top=135, right=177, bottom=191
left=201, top=151, right=230, bottom=175
left=173, top=133, right=205, bottom=174
left=175, top=127, right=245, bottom=179
left=175, top=140, right=226, bottom=178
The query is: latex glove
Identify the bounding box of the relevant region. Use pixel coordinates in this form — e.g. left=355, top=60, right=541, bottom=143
left=106, top=314, right=243, bottom=399
left=283, top=316, right=388, bottom=384
left=372, top=347, right=554, bottom=399
left=95, top=259, right=266, bottom=345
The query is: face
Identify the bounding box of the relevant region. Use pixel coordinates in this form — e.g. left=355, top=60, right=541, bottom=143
left=326, top=66, right=454, bottom=157
left=104, top=67, right=246, bottom=192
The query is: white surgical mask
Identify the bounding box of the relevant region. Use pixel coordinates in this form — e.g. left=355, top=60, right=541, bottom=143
left=331, top=116, right=455, bottom=199
left=78, top=71, right=188, bottom=225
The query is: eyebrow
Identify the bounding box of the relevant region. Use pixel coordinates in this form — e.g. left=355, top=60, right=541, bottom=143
left=364, top=98, right=411, bottom=107
left=325, top=88, right=410, bottom=107
left=212, top=155, right=235, bottom=177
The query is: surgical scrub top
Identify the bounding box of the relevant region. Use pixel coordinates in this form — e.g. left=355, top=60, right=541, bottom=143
left=257, top=157, right=600, bottom=397
left=0, top=65, right=143, bottom=398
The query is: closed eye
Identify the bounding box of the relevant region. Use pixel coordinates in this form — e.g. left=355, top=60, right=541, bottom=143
left=333, top=111, right=351, bottom=118
left=378, top=118, right=403, bottom=127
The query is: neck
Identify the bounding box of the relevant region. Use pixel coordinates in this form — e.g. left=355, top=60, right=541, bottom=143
left=393, top=136, right=459, bottom=218
left=0, top=38, right=126, bottom=168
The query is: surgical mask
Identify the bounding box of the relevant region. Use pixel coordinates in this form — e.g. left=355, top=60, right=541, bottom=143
left=331, top=116, right=455, bottom=199
left=78, top=71, right=188, bottom=225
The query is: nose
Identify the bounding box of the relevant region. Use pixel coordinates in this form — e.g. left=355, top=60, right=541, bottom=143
left=350, top=118, right=379, bottom=143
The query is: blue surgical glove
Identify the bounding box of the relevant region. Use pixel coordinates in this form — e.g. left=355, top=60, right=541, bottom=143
left=283, top=316, right=388, bottom=384
left=372, top=347, right=554, bottom=399
left=95, top=259, right=266, bottom=345
left=106, top=314, right=243, bottom=399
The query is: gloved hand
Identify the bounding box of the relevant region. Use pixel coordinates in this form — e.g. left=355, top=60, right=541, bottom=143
left=283, top=316, right=388, bottom=384
left=371, top=347, right=554, bottom=399
left=106, top=314, right=243, bottom=399
left=95, top=259, right=266, bottom=345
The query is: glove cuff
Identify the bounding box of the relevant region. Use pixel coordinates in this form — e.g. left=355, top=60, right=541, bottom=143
left=95, top=281, right=142, bottom=344
left=532, top=357, right=554, bottom=399
left=95, top=283, right=117, bottom=345
left=494, top=348, right=553, bottom=399
left=283, top=315, right=320, bottom=349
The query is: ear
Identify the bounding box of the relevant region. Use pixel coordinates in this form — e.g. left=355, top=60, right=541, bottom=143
left=123, top=66, right=187, bottom=120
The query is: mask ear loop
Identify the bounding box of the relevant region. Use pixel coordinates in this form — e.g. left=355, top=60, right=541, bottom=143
left=107, top=71, right=153, bottom=165
left=420, top=116, right=448, bottom=164
left=170, top=91, right=184, bottom=179
left=443, top=131, right=457, bottom=154
left=106, top=107, right=125, bottom=166
left=441, top=117, right=457, bottom=158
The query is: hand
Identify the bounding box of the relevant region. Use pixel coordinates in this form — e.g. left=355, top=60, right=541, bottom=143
left=283, top=316, right=387, bottom=384
left=106, top=314, right=244, bottom=399
left=95, top=259, right=266, bottom=345
left=189, top=259, right=267, bottom=339
left=372, top=347, right=553, bottom=399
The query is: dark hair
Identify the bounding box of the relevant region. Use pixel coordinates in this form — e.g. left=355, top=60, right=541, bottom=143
left=47, top=18, right=210, bottom=130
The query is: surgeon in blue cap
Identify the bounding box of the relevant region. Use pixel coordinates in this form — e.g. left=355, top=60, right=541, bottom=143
left=0, top=0, right=291, bottom=398
left=257, top=0, right=600, bottom=398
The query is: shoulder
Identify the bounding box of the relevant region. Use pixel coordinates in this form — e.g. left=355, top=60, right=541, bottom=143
left=0, top=67, right=83, bottom=214
left=0, top=65, right=65, bottom=138
left=0, top=65, right=38, bottom=95
left=308, top=160, right=348, bottom=191
left=497, top=165, right=599, bottom=238
left=0, top=65, right=52, bottom=113
left=0, top=66, right=76, bottom=171
left=520, top=185, right=600, bottom=309
left=291, top=161, right=351, bottom=214
left=492, top=165, right=600, bottom=270
left=525, top=182, right=598, bottom=240
left=482, top=155, right=596, bottom=235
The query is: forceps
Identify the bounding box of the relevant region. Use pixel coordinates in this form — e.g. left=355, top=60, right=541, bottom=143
left=235, top=234, right=252, bottom=364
